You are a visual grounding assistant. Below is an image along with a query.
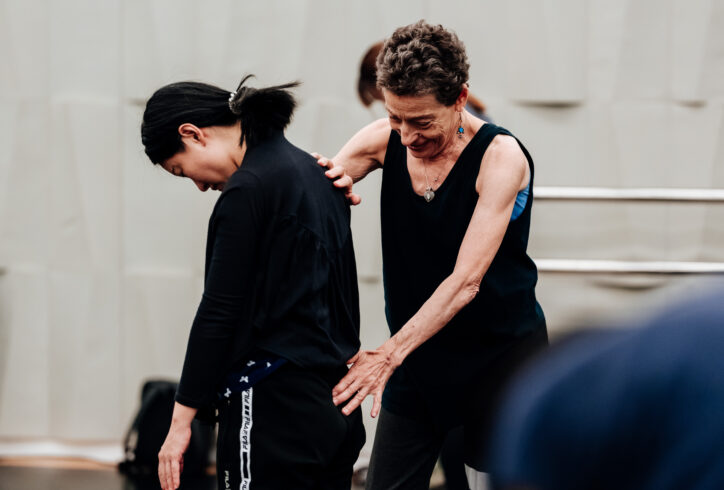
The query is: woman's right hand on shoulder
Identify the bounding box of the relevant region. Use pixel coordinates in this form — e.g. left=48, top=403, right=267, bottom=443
left=312, top=152, right=362, bottom=205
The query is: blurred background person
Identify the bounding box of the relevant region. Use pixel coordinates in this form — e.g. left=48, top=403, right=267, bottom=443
left=488, top=282, right=724, bottom=490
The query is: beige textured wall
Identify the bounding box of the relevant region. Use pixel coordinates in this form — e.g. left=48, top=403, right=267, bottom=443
left=1, top=0, right=723, bottom=444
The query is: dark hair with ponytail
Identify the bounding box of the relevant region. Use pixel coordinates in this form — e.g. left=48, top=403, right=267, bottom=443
left=141, top=75, right=299, bottom=164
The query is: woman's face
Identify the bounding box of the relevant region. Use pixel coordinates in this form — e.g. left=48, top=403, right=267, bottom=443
left=161, top=124, right=244, bottom=192
left=383, top=89, right=465, bottom=160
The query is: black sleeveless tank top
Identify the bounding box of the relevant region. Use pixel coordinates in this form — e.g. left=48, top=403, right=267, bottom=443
left=380, top=123, right=546, bottom=420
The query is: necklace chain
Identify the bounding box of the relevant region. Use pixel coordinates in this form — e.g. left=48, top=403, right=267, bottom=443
left=423, top=162, right=442, bottom=203
left=421, top=113, right=464, bottom=203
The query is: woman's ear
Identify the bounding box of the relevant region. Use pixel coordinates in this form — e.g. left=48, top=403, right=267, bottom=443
left=455, top=84, right=469, bottom=112
left=178, top=123, right=205, bottom=146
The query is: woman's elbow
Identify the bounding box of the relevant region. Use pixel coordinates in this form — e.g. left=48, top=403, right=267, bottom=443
left=459, top=279, right=481, bottom=305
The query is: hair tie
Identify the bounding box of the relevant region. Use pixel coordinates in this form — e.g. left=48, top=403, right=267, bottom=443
left=228, top=91, right=237, bottom=112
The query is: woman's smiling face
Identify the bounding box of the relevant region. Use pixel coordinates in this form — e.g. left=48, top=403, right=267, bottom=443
left=383, top=88, right=466, bottom=160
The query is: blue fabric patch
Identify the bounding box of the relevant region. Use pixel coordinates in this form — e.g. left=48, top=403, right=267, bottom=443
left=510, top=183, right=529, bottom=221
left=219, top=356, right=287, bottom=399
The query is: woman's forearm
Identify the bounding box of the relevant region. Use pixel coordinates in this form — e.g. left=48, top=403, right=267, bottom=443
left=382, top=272, right=482, bottom=366
left=170, top=402, right=198, bottom=428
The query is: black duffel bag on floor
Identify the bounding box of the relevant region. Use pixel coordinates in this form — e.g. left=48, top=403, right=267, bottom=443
left=118, top=379, right=215, bottom=479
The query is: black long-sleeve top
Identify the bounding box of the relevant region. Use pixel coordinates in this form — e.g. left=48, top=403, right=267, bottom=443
left=175, top=132, right=360, bottom=409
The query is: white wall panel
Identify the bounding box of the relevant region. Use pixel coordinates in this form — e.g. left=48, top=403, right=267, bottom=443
left=671, top=0, right=713, bottom=102
left=0, top=268, right=50, bottom=437
left=47, top=271, right=121, bottom=439
left=122, top=105, right=214, bottom=273
left=0, top=101, right=16, bottom=241
left=614, top=0, right=669, bottom=99
left=588, top=0, right=628, bottom=101
left=1, top=0, right=723, bottom=446
left=505, top=105, right=590, bottom=186
left=530, top=201, right=630, bottom=260
left=0, top=101, right=51, bottom=266
left=50, top=0, right=121, bottom=100
left=122, top=0, right=167, bottom=100
left=50, top=103, right=122, bottom=271
left=611, top=102, right=674, bottom=186
left=120, top=273, right=203, bottom=428
left=698, top=0, right=724, bottom=99
left=225, top=0, right=309, bottom=85
left=0, top=0, right=50, bottom=98
left=505, top=0, right=586, bottom=102
left=701, top=110, right=724, bottom=260
left=372, top=0, right=430, bottom=35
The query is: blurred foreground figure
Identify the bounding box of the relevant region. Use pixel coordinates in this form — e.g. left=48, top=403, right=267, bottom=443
left=488, top=285, right=724, bottom=490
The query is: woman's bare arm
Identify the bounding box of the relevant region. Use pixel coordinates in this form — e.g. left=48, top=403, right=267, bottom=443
left=314, top=118, right=391, bottom=202
left=332, top=134, right=530, bottom=417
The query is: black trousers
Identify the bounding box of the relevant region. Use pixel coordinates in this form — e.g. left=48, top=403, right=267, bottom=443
left=366, top=328, right=548, bottom=489
left=217, top=363, right=365, bottom=490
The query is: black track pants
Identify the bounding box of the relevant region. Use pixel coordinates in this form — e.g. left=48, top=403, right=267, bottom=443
left=216, top=364, right=365, bottom=490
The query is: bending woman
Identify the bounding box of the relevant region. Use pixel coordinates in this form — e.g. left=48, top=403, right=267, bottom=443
left=318, top=21, right=547, bottom=489
left=141, top=76, right=364, bottom=490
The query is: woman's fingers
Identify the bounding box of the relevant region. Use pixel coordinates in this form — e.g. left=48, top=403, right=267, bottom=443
left=312, top=152, right=334, bottom=169
left=159, top=458, right=170, bottom=490
left=158, top=423, right=192, bottom=490
left=326, top=166, right=345, bottom=179
left=371, top=390, right=383, bottom=418
left=333, top=373, right=365, bottom=406
left=347, top=351, right=361, bottom=365
left=159, top=455, right=181, bottom=490
left=313, top=153, right=361, bottom=205
left=171, top=458, right=181, bottom=489
left=333, top=349, right=396, bottom=415
left=347, top=192, right=362, bottom=205
left=158, top=462, right=165, bottom=489
left=332, top=174, right=352, bottom=187
left=333, top=350, right=363, bottom=397
left=332, top=368, right=358, bottom=399
left=167, top=460, right=175, bottom=490
left=342, top=386, right=370, bottom=415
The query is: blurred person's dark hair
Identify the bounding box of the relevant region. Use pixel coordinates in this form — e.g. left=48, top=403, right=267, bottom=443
left=358, top=41, right=383, bottom=107
left=141, top=75, right=299, bottom=164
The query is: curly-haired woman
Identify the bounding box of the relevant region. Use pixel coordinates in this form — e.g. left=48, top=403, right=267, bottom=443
left=318, top=21, right=548, bottom=489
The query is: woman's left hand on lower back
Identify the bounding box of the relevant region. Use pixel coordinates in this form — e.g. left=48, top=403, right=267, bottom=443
left=332, top=347, right=399, bottom=418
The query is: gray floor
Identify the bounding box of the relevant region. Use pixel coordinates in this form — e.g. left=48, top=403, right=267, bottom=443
left=0, top=466, right=213, bottom=490
left=0, top=465, right=370, bottom=490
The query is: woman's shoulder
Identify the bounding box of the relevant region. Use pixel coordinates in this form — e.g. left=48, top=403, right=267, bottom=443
left=362, top=118, right=392, bottom=154
left=339, top=118, right=391, bottom=161
left=229, top=136, right=300, bottom=184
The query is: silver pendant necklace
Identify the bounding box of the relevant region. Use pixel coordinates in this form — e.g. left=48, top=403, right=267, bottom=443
left=421, top=114, right=464, bottom=203
left=423, top=163, right=440, bottom=203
